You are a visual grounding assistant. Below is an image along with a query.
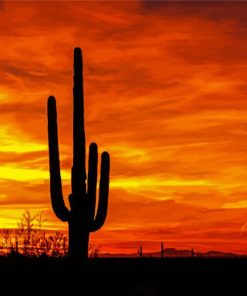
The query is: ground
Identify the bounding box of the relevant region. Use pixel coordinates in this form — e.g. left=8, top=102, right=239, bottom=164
left=0, top=256, right=246, bottom=295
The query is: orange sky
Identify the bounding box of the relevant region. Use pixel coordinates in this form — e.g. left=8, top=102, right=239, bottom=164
left=0, top=1, right=247, bottom=254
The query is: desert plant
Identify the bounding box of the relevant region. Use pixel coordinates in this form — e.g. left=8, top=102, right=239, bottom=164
left=47, top=48, right=110, bottom=259
left=89, top=243, right=101, bottom=258
left=17, top=210, right=38, bottom=254
left=0, top=211, right=50, bottom=256
left=1, top=228, right=12, bottom=251
left=36, top=211, right=47, bottom=231
left=138, top=244, right=143, bottom=257
left=16, top=210, right=48, bottom=255
left=48, top=231, right=68, bottom=257
left=32, top=211, right=48, bottom=256
left=161, top=241, right=164, bottom=258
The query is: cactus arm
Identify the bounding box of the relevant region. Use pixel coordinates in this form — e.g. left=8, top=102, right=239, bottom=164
left=90, top=151, right=110, bottom=232
left=72, top=47, right=86, bottom=196
left=47, top=96, right=70, bottom=222
left=87, top=143, right=98, bottom=223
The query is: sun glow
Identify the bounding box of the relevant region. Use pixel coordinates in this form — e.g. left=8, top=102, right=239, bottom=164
left=110, top=177, right=213, bottom=189
left=0, top=126, right=46, bottom=153
left=0, top=166, right=70, bottom=182
left=222, top=200, right=247, bottom=209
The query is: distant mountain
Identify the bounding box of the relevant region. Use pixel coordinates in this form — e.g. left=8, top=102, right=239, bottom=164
left=202, top=250, right=240, bottom=258
left=100, top=248, right=244, bottom=258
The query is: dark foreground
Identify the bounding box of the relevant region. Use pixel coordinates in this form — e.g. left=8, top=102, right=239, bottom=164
left=0, top=256, right=246, bottom=295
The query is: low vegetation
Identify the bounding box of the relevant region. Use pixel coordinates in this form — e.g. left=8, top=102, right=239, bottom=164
left=0, top=210, right=67, bottom=256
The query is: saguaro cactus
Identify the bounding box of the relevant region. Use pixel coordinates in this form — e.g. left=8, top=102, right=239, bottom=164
left=47, top=48, right=110, bottom=258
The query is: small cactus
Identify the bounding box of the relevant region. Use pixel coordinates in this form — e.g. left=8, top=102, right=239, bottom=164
left=161, top=241, right=164, bottom=258
left=138, top=244, right=143, bottom=257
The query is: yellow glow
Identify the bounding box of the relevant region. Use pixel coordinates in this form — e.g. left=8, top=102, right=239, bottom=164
left=0, top=218, right=18, bottom=228
left=111, top=145, right=148, bottom=158
left=110, top=145, right=150, bottom=162
left=0, top=166, right=70, bottom=181
left=110, top=177, right=213, bottom=189
left=0, top=209, right=24, bottom=228
left=0, top=208, right=50, bottom=229
left=0, top=92, right=9, bottom=102
left=0, top=126, right=46, bottom=153
left=0, top=194, right=7, bottom=201
left=222, top=200, right=247, bottom=209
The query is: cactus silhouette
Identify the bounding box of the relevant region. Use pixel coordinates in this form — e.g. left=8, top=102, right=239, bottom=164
left=161, top=241, right=164, bottom=258
left=138, top=244, right=143, bottom=257
left=47, top=48, right=110, bottom=259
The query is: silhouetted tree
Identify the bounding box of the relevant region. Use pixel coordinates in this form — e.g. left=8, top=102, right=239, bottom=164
left=47, top=48, right=110, bottom=259
left=17, top=210, right=38, bottom=255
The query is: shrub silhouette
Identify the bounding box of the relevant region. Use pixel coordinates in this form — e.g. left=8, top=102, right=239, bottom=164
left=0, top=210, right=50, bottom=255
left=48, top=231, right=68, bottom=257
left=47, top=48, right=110, bottom=259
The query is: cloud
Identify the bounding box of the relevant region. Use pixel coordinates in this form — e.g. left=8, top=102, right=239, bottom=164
left=139, top=1, right=247, bottom=23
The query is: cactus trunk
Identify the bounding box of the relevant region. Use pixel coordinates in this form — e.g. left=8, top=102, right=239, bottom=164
left=69, top=220, right=89, bottom=258
left=47, top=48, right=110, bottom=259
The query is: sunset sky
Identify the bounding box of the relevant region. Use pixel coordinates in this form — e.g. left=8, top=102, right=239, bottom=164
left=0, top=1, right=247, bottom=254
